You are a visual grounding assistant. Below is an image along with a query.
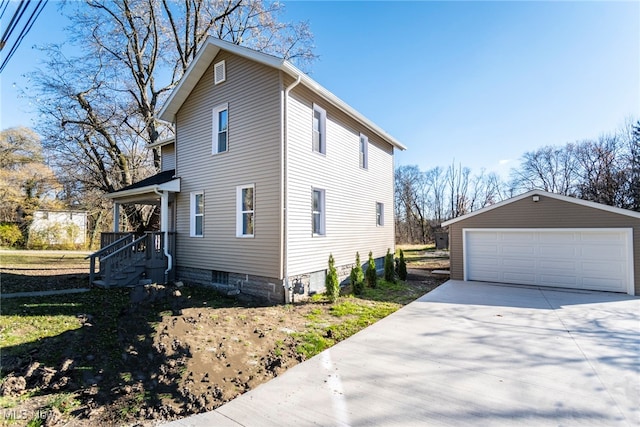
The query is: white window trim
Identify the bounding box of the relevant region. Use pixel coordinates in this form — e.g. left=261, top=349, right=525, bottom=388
left=312, top=188, right=326, bottom=236
left=190, top=191, right=204, bottom=237
left=312, top=104, right=327, bottom=155
left=236, top=184, right=255, bottom=238
left=359, top=133, right=369, bottom=169
left=212, top=103, right=229, bottom=155
left=214, top=60, right=226, bottom=84
left=376, top=202, right=384, bottom=227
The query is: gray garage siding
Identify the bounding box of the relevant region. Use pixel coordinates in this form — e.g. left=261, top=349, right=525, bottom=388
left=447, top=194, right=640, bottom=295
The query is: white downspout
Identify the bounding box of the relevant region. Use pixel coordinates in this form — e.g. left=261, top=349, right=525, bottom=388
left=153, top=187, right=173, bottom=282
left=281, top=74, right=301, bottom=303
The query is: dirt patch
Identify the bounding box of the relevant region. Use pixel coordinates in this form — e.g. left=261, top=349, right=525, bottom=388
left=1, top=266, right=446, bottom=426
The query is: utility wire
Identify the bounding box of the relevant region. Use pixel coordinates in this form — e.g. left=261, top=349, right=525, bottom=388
left=0, top=0, right=30, bottom=51
left=0, top=0, right=11, bottom=21
left=0, top=0, right=48, bottom=73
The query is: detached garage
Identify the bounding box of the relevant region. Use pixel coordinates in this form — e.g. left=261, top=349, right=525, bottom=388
left=442, top=190, right=640, bottom=296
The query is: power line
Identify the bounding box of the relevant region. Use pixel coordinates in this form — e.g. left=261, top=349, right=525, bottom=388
left=0, top=0, right=30, bottom=51
left=0, top=0, right=11, bottom=21
left=0, top=0, right=48, bottom=73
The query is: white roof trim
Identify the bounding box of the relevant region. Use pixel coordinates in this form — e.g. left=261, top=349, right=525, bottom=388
left=158, top=37, right=406, bottom=151
left=104, top=178, right=181, bottom=200
left=441, top=189, right=640, bottom=227
left=147, top=137, right=175, bottom=149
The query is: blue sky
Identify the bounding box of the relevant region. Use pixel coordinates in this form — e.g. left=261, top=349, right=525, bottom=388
left=1, top=1, right=638, bottom=178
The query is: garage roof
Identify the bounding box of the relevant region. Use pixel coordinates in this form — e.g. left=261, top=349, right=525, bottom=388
left=158, top=37, right=406, bottom=151
left=441, top=190, right=640, bottom=227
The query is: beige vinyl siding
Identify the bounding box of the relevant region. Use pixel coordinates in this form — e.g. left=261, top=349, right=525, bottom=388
left=175, top=50, right=282, bottom=278
left=286, top=82, right=395, bottom=276
left=448, top=195, right=640, bottom=295
left=161, top=143, right=176, bottom=171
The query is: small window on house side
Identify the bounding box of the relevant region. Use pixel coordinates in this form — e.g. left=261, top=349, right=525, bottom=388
left=236, top=184, right=255, bottom=237
left=312, top=104, right=326, bottom=154
left=212, top=270, right=229, bottom=285
left=190, top=192, right=204, bottom=237
left=312, top=188, right=326, bottom=235
left=376, top=202, right=384, bottom=226
left=359, top=133, right=368, bottom=169
left=214, top=60, right=226, bottom=84
left=212, top=103, right=229, bottom=154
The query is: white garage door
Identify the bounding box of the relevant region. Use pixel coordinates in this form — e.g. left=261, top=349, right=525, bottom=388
left=464, top=229, right=633, bottom=293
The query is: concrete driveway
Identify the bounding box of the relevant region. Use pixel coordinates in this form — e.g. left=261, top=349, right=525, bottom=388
left=164, top=280, right=640, bottom=426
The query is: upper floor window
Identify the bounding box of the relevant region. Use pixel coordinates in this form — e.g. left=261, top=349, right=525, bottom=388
left=212, top=103, right=228, bottom=154
left=312, top=188, right=326, bottom=236
left=312, top=104, right=326, bottom=154
left=214, top=60, right=226, bottom=84
left=236, top=184, right=255, bottom=238
left=359, top=133, right=368, bottom=169
left=190, top=192, right=204, bottom=237
left=376, top=202, right=384, bottom=226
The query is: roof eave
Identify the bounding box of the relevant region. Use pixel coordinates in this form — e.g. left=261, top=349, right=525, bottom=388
left=105, top=178, right=181, bottom=201
left=441, top=190, right=640, bottom=227
left=158, top=37, right=406, bottom=151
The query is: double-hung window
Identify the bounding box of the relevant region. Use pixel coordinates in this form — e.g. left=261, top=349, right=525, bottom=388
left=213, top=103, right=229, bottom=154
left=236, top=184, right=255, bottom=237
left=359, top=133, right=368, bottom=169
left=376, top=202, right=384, bottom=226
left=312, top=104, right=326, bottom=154
left=190, top=192, right=204, bottom=237
left=312, top=188, right=325, bottom=236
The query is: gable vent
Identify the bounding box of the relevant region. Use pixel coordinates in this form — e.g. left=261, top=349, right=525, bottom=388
left=214, top=60, right=226, bottom=84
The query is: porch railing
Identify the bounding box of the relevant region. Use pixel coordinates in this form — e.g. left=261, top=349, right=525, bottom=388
left=87, top=232, right=176, bottom=286
left=100, top=232, right=133, bottom=248
left=87, top=233, right=135, bottom=284
left=100, top=234, right=149, bottom=286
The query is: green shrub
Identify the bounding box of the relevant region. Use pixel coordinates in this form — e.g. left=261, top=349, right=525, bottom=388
left=397, top=249, right=408, bottom=281
left=350, top=252, right=364, bottom=295
left=366, top=251, right=377, bottom=288
left=0, top=223, right=23, bottom=247
left=325, top=254, right=340, bottom=302
left=384, top=248, right=395, bottom=282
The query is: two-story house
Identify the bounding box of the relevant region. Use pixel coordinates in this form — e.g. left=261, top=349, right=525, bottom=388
left=96, top=37, right=405, bottom=303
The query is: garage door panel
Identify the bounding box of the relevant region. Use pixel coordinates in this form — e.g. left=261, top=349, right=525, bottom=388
left=580, top=245, right=626, bottom=260
left=580, top=260, right=625, bottom=274
left=539, top=274, right=577, bottom=287
left=502, top=258, right=536, bottom=269
left=539, top=245, right=577, bottom=258
left=500, top=245, right=535, bottom=256
left=502, top=232, right=534, bottom=242
left=471, top=244, right=498, bottom=256
left=581, top=277, right=625, bottom=291
left=539, top=232, right=576, bottom=243
left=468, top=268, right=500, bottom=282
left=538, top=259, right=576, bottom=271
left=465, top=229, right=630, bottom=293
left=503, top=272, right=536, bottom=284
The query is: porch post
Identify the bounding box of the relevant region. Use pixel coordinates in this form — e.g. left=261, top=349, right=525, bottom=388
left=113, top=202, right=120, bottom=232
left=160, top=191, right=168, bottom=232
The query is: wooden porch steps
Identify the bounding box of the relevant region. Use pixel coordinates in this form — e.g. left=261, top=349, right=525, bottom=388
left=87, top=232, right=175, bottom=289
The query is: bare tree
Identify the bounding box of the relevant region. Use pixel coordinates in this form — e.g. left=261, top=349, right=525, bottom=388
left=510, top=145, right=578, bottom=195
left=468, top=169, right=503, bottom=211
left=625, top=119, right=640, bottom=211
left=447, top=161, right=471, bottom=218
left=574, top=135, right=627, bottom=207
left=30, top=0, right=315, bottom=233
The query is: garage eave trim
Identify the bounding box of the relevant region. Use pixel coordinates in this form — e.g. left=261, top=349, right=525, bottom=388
left=442, top=190, right=640, bottom=227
